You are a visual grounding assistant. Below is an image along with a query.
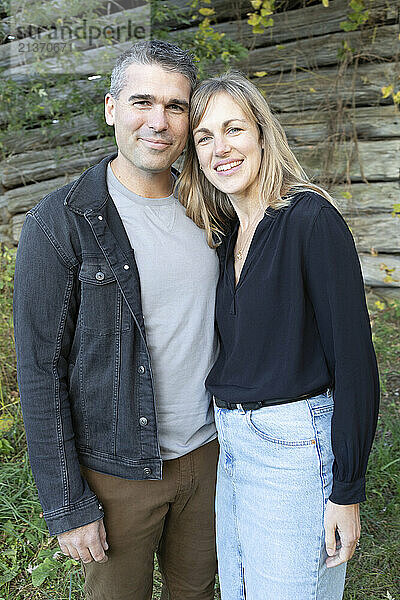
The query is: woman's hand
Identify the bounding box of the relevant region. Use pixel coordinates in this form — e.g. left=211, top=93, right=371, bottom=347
left=324, top=500, right=360, bottom=567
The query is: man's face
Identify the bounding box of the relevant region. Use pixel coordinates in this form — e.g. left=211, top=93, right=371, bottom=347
left=105, top=63, right=191, bottom=174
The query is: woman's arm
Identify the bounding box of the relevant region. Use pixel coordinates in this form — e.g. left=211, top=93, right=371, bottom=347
left=304, top=203, right=379, bottom=565
left=305, top=203, right=380, bottom=505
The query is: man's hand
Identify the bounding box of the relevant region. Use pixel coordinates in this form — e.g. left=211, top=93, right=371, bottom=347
left=57, top=518, right=109, bottom=564
left=324, top=500, right=360, bottom=568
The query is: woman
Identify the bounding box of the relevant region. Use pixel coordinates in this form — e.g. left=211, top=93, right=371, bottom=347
left=177, top=71, right=379, bottom=600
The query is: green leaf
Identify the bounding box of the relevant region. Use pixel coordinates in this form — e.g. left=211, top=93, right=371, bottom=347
left=0, top=569, right=18, bottom=585
left=31, top=558, right=60, bottom=587
left=252, top=24, right=265, bottom=34
left=0, top=416, right=14, bottom=433
left=198, top=7, right=215, bottom=16
left=248, top=13, right=261, bottom=26
left=260, top=7, right=273, bottom=16
left=340, top=20, right=357, bottom=31
left=260, top=16, right=274, bottom=27
left=381, top=85, right=394, bottom=99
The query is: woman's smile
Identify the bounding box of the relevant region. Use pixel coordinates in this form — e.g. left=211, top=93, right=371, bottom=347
left=214, top=159, right=244, bottom=174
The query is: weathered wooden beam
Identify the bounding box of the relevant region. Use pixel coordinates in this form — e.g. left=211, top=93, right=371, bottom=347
left=280, top=105, right=400, bottom=144
left=209, top=24, right=398, bottom=76
left=347, top=213, right=400, bottom=253
left=0, top=4, right=150, bottom=75
left=0, top=138, right=116, bottom=189
left=359, top=253, right=400, bottom=287
left=3, top=172, right=83, bottom=216
left=368, top=286, right=400, bottom=301
left=293, top=139, right=400, bottom=182
left=0, top=77, right=104, bottom=127
left=0, top=0, right=147, bottom=43
left=247, top=24, right=398, bottom=73
left=257, top=61, right=399, bottom=112
left=163, top=0, right=254, bottom=27
left=5, top=20, right=398, bottom=83
left=182, top=0, right=396, bottom=50
left=10, top=213, right=26, bottom=243
left=331, top=182, right=400, bottom=214
left=3, top=40, right=134, bottom=84
left=0, top=224, right=14, bottom=246
left=4, top=0, right=393, bottom=72
left=0, top=4, right=149, bottom=70
left=0, top=195, right=11, bottom=224
left=1, top=114, right=104, bottom=154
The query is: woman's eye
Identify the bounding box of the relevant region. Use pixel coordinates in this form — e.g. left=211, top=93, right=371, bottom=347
left=197, top=136, right=211, bottom=143
left=228, top=127, right=241, bottom=134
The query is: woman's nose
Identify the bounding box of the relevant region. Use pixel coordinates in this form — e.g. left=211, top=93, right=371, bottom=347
left=214, top=138, right=231, bottom=156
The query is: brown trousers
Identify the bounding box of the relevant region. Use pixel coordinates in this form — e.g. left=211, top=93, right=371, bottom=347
left=80, top=437, right=219, bottom=600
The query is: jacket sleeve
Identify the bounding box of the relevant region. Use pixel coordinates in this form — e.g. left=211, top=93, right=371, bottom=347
left=13, top=212, right=104, bottom=535
left=305, top=205, right=380, bottom=504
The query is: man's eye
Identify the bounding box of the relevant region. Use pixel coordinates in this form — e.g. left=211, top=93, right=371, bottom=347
left=134, top=101, right=151, bottom=107
left=168, top=104, right=184, bottom=111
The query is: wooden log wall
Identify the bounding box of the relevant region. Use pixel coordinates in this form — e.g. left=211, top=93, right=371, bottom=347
left=0, top=0, right=399, bottom=301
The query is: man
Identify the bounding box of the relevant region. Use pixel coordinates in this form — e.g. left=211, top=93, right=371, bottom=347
left=13, top=40, right=219, bottom=600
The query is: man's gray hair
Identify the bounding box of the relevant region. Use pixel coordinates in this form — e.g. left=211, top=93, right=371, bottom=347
left=109, top=39, right=198, bottom=99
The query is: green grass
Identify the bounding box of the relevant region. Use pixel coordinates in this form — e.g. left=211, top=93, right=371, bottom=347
left=1, top=244, right=399, bottom=599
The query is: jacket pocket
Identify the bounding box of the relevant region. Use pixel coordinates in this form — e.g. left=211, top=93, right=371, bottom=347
left=78, top=257, right=131, bottom=335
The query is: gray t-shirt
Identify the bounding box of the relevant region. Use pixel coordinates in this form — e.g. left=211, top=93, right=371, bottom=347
left=107, top=163, right=219, bottom=459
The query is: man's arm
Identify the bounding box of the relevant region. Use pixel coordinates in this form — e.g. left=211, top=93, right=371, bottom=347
left=13, top=212, right=104, bottom=537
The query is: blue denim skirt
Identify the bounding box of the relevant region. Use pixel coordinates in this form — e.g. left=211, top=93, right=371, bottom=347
left=213, top=390, right=347, bottom=600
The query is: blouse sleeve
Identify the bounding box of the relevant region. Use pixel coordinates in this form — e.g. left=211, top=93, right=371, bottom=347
left=305, top=204, right=380, bottom=504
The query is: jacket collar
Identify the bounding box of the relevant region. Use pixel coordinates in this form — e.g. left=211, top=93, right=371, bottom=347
left=64, top=152, right=180, bottom=215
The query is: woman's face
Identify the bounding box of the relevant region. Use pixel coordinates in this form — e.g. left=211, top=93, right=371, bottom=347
left=193, top=92, right=263, bottom=202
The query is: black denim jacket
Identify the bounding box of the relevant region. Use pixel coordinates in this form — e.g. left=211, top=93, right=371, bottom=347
left=13, top=154, right=170, bottom=536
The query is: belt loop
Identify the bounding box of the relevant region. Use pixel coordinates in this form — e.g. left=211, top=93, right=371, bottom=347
left=236, top=403, right=245, bottom=414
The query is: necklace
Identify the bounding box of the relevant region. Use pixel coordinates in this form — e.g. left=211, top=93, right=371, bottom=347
left=234, top=208, right=266, bottom=262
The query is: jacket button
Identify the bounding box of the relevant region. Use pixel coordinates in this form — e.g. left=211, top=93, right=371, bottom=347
left=95, top=271, right=105, bottom=281
left=137, top=365, right=145, bottom=374
left=123, top=264, right=130, bottom=270
left=143, top=467, right=152, bottom=476
left=97, top=215, right=103, bottom=221
left=139, top=416, right=148, bottom=426
left=98, top=503, right=103, bottom=510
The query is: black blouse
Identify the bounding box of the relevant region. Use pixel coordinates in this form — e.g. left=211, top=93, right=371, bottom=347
left=206, top=190, right=380, bottom=505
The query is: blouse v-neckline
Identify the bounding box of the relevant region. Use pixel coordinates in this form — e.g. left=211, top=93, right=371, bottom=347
left=227, top=210, right=275, bottom=291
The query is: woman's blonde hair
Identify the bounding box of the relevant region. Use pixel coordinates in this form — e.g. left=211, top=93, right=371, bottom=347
left=177, top=70, right=334, bottom=247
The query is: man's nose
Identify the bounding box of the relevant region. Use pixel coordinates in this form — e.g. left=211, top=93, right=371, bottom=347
left=147, top=107, right=168, bottom=132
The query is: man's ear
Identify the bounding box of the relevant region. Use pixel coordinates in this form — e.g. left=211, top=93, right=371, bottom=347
left=105, top=93, right=115, bottom=126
